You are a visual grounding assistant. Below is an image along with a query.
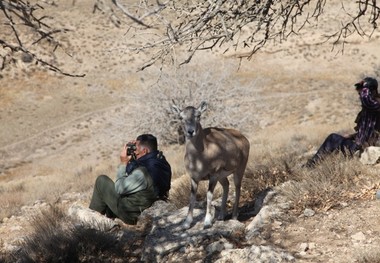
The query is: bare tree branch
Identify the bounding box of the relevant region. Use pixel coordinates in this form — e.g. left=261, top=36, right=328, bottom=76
left=112, top=0, right=152, bottom=27
left=0, top=0, right=85, bottom=77
left=3, top=0, right=379, bottom=74
left=104, top=0, right=380, bottom=70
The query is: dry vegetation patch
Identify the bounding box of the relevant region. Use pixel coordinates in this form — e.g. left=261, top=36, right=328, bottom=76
left=3, top=205, right=146, bottom=263
left=129, top=61, right=261, bottom=145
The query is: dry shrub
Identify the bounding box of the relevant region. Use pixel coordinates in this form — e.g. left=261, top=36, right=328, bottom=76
left=235, top=130, right=378, bottom=215
left=0, top=163, right=113, bottom=223
left=9, top=205, right=139, bottom=263
left=169, top=175, right=191, bottom=208
left=130, top=62, right=263, bottom=145
left=239, top=131, right=311, bottom=202
left=71, top=163, right=114, bottom=193
left=0, top=184, right=25, bottom=220
left=279, top=154, right=365, bottom=212
left=162, top=144, right=187, bottom=180
left=242, top=149, right=298, bottom=202
left=169, top=174, right=223, bottom=209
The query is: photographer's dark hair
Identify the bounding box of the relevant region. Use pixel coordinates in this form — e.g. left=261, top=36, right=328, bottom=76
left=363, top=77, right=378, bottom=91
left=137, top=134, right=158, bottom=152
left=355, top=77, right=378, bottom=93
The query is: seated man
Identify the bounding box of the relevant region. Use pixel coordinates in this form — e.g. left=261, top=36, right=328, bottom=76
left=89, top=134, right=172, bottom=224
left=306, top=77, right=380, bottom=167
left=127, top=134, right=172, bottom=201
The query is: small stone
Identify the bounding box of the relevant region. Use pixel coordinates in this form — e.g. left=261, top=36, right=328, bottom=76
left=376, top=190, right=380, bottom=200
left=21, top=52, right=33, bottom=63
left=351, top=232, right=366, bottom=241
left=304, top=208, right=315, bottom=217
left=299, top=243, right=309, bottom=252
left=10, top=225, right=22, bottom=231
left=272, top=220, right=283, bottom=229
left=206, top=240, right=227, bottom=253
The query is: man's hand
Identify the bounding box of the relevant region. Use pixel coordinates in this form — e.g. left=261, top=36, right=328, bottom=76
left=120, top=144, right=132, bottom=164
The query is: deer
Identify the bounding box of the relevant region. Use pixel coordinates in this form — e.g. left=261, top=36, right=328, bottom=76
left=171, top=101, right=250, bottom=229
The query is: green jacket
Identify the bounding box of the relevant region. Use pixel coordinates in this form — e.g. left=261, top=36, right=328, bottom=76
left=115, top=164, right=156, bottom=224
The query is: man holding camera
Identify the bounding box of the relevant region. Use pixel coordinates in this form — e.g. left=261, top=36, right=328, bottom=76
left=89, top=134, right=172, bottom=224
left=306, top=77, right=380, bottom=167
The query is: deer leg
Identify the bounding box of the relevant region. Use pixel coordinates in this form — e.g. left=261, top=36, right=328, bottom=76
left=204, top=177, right=218, bottom=229
left=183, top=178, right=198, bottom=229
left=232, top=172, right=243, bottom=220
left=217, top=177, right=229, bottom=220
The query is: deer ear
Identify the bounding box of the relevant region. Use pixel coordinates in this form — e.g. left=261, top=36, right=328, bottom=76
left=171, top=104, right=181, bottom=115
left=199, top=101, right=208, bottom=113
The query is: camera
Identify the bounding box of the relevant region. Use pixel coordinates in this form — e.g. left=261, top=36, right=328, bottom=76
left=355, top=82, right=363, bottom=90
left=126, top=142, right=137, bottom=156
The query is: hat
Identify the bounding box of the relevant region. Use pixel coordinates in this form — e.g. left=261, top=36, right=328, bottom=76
left=355, top=77, right=378, bottom=91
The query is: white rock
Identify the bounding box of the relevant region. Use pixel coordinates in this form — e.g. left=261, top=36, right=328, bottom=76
left=303, top=208, right=315, bottom=217
left=376, top=190, right=380, bottom=200
left=299, top=243, right=309, bottom=252
left=360, top=146, right=380, bottom=165
left=351, top=231, right=366, bottom=242
left=67, top=204, right=116, bottom=231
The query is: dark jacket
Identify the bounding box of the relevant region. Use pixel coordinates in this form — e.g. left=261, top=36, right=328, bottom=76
left=126, top=150, right=172, bottom=200
left=354, top=88, right=380, bottom=147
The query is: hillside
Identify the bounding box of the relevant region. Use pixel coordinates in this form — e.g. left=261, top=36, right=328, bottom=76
left=1, top=0, right=380, bottom=262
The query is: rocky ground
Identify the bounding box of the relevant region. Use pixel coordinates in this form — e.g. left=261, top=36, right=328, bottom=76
left=1, top=0, right=380, bottom=262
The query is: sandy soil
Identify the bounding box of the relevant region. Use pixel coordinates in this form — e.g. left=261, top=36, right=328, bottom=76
left=1, top=0, right=380, bottom=262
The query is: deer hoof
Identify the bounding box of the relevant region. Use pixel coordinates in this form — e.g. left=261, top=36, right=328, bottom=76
left=182, top=218, right=192, bottom=229
left=204, top=216, right=214, bottom=229
left=203, top=221, right=213, bottom=229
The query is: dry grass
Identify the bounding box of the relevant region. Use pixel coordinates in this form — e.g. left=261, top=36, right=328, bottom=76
left=280, top=155, right=363, bottom=211
left=228, top=130, right=380, bottom=216
left=356, top=250, right=380, bottom=263
left=259, top=149, right=380, bottom=214
left=0, top=184, right=24, bottom=220
left=2, top=205, right=144, bottom=263
left=169, top=174, right=224, bottom=209
left=0, top=163, right=114, bottom=221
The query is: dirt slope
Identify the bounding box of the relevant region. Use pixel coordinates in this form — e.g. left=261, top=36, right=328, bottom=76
left=1, top=1, right=380, bottom=262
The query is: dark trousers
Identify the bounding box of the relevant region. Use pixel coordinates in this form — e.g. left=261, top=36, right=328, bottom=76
left=307, top=133, right=360, bottom=167
left=89, top=175, right=119, bottom=219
